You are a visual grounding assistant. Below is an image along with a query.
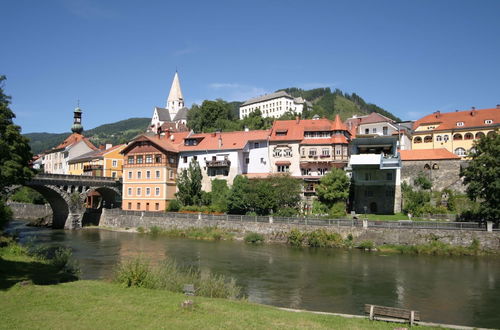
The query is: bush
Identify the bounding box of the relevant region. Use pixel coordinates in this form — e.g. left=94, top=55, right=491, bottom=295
left=274, top=207, right=298, bottom=217
left=149, top=226, right=162, bottom=236
left=329, top=201, right=346, bottom=219
left=0, top=200, right=13, bottom=229
left=137, top=227, right=145, bottom=234
left=357, top=241, right=375, bottom=250
left=114, top=257, right=155, bottom=288
left=311, top=200, right=329, bottom=216
left=287, top=229, right=305, bottom=247
left=167, top=199, right=181, bottom=212
left=244, top=232, right=264, bottom=244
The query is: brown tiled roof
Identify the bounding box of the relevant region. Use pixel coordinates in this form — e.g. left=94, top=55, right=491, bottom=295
left=413, top=108, right=499, bottom=131
left=400, top=148, right=460, bottom=160
left=48, top=133, right=97, bottom=153
left=270, top=117, right=351, bottom=142
left=179, top=130, right=270, bottom=151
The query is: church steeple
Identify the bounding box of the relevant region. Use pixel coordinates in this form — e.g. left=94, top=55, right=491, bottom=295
left=71, top=103, right=83, bottom=134
left=166, top=71, right=184, bottom=119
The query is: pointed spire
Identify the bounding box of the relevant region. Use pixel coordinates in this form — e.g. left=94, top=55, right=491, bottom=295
left=166, top=71, right=184, bottom=119
left=332, top=114, right=347, bottom=130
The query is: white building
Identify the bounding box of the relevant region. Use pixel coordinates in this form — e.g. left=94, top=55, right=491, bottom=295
left=150, top=71, right=189, bottom=132
left=239, top=91, right=311, bottom=119
left=177, top=130, right=270, bottom=191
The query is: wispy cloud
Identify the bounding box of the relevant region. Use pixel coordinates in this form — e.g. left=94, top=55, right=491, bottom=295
left=208, top=83, right=268, bottom=101
left=60, top=0, right=117, bottom=19
left=172, top=47, right=197, bottom=57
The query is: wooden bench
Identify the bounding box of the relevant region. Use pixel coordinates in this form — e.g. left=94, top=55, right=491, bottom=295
left=364, top=304, right=420, bottom=325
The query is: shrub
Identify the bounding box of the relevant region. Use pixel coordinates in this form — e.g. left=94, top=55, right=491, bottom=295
left=275, top=207, right=298, bottom=217
left=357, top=241, right=375, bottom=250
left=287, top=229, right=305, bottom=247
left=137, top=227, right=145, bottom=234
left=311, top=200, right=329, bottom=216
left=149, top=226, right=162, bottom=236
left=329, top=201, right=346, bottom=219
left=167, top=199, right=181, bottom=212
left=114, top=257, right=156, bottom=288
left=244, top=232, right=264, bottom=244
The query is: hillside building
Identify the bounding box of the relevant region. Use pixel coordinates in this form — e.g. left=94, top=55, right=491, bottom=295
left=411, top=106, right=499, bottom=157
left=347, top=136, right=401, bottom=214
left=42, top=106, right=97, bottom=174
left=344, top=112, right=413, bottom=150
left=178, top=130, right=271, bottom=191
left=239, top=91, right=311, bottom=119
left=150, top=71, right=189, bottom=132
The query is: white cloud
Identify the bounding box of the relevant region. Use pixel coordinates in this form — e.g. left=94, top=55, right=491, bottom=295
left=208, top=83, right=268, bottom=101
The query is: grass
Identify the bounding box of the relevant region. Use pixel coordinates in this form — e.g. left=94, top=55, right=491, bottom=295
left=379, top=239, right=484, bottom=256
left=147, top=226, right=234, bottom=241
left=0, top=280, right=444, bottom=330
left=361, top=213, right=410, bottom=221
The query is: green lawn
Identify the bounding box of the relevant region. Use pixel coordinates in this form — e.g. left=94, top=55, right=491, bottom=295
left=362, top=213, right=410, bottom=221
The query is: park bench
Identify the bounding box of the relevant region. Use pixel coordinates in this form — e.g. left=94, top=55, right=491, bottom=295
left=364, top=304, right=420, bottom=325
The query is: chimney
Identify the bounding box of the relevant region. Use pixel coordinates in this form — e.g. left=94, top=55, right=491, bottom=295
left=496, top=104, right=500, bottom=109
left=105, top=143, right=112, bottom=150
left=218, top=135, right=223, bottom=149
left=244, top=126, right=249, bottom=132
left=295, top=116, right=300, bottom=124
left=471, top=106, right=476, bottom=110
left=434, top=110, right=440, bottom=118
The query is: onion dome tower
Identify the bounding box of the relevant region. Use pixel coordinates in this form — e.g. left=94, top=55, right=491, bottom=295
left=71, top=105, right=84, bottom=134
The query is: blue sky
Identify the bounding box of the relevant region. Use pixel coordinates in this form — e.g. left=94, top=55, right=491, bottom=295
left=3, top=0, right=500, bottom=133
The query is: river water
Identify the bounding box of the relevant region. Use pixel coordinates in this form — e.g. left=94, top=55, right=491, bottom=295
left=7, top=220, right=500, bottom=328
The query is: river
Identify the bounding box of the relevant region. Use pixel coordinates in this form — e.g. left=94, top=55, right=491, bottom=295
left=6, top=220, right=500, bottom=328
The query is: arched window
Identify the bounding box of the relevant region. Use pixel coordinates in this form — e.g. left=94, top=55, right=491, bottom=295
left=414, top=137, right=422, bottom=144
left=464, top=133, right=473, bottom=140
left=424, top=164, right=431, bottom=170
left=453, top=133, right=463, bottom=141
left=424, top=136, right=432, bottom=143
left=454, top=147, right=466, bottom=156
left=487, top=131, right=496, bottom=138
left=468, top=147, right=476, bottom=155
left=432, top=163, right=439, bottom=170
left=436, top=135, right=442, bottom=141
left=475, top=132, right=485, bottom=139
left=443, top=135, right=449, bottom=142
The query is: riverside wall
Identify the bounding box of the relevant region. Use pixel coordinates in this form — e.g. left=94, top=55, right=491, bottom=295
left=7, top=202, right=52, bottom=220
left=100, top=209, right=500, bottom=250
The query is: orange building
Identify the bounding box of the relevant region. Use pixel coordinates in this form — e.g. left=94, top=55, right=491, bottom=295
left=121, top=132, right=187, bottom=212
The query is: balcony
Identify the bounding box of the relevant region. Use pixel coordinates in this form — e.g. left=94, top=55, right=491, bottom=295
left=380, top=155, right=401, bottom=169
left=206, top=159, right=231, bottom=167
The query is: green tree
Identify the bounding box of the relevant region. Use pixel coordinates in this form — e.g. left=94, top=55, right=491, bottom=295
left=10, top=187, right=46, bottom=204
left=227, top=175, right=251, bottom=214
left=315, top=168, right=350, bottom=207
left=175, top=159, right=202, bottom=206
left=268, top=174, right=302, bottom=212
left=211, top=179, right=230, bottom=212
left=460, top=133, right=500, bottom=222
left=0, top=75, right=33, bottom=227
left=187, top=99, right=234, bottom=133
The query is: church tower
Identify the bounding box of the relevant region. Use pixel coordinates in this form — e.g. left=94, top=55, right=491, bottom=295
left=166, top=71, right=184, bottom=120
left=71, top=105, right=83, bottom=134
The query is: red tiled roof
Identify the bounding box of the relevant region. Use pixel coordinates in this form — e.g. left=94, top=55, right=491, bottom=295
left=179, top=130, right=270, bottom=151
left=49, top=133, right=97, bottom=153
left=270, top=117, right=351, bottom=142
left=275, top=161, right=291, bottom=166
left=413, top=108, right=499, bottom=131
left=399, top=148, right=460, bottom=161
left=300, top=135, right=348, bottom=145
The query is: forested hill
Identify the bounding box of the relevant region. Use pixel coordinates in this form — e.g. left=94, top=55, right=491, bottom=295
left=277, top=87, right=401, bottom=122
left=25, top=117, right=150, bottom=155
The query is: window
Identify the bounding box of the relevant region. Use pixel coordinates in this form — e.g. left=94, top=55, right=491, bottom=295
left=146, top=170, right=151, bottom=179
left=183, top=156, right=188, bottom=163
left=193, top=156, right=197, bottom=161
left=382, top=126, right=388, bottom=135
left=169, top=156, right=175, bottom=164
left=146, top=188, right=151, bottom=196
left=145, top=155, right=153, bottom=163
left=112, top=171, right=117, bottom=178
left=464, top=133, right=473, bottom=140
left=424, top=136, right=432, bottom=143
left=372, top=128, right=377, bottom=133
left=112, top=160, right=118, bottom=167
left=155, top=203, right=159, bottom=211
left=436, top=135, right=442, bottom=141
left=277, top=165, right=289, bottom=173
left=136, top=155, right=143, bottom=164
left=386, top=172, right=393, bottom=181
left=155, top=170, right=160, bottom=179
left=155, top=154, right=162, bottom=163
left=136, top=202, right=140, bottom=210
left=284, top=149, right=292, bottom=157
left=364, top=128, right=369, bottom=134
left=484, top=119, right=493, bottom=124
left=137, top=188, right=142, bottom=196
left=301, top=148, right=305, bottom=157
left=127, top=187, right=132, bottom=196
left=364, top=173, right=372, bottom=181
left=208, top=168, right=229, bottom=176
left=169, top=170, right=174, bottom=179
left=155, top=187, right=160, bottom=196
left=414, top=137, right=422, bottom=143
left=254, top=142, right=259, bottom=148
left=456, top=121, right=464, bottom=127
left=453, top=133, right=463, bottom=141
left=273, top=149, right=282, bottom=157
left=127, top=156, right=134, bottom=164
left=301, top=168, right=311, bottom=176
left=336, top=149, right=341, bottom=155
left=128, top=171, right=132, bottom=179
left=309, top=148, right=317, bottom=157
left=454, top=147, right=466, bottom=156
left=475, top=132, right=485, bottom=139
left=318, top=168, right=327, bottom=176
left=128, top=202, right=132, bottom=210
left=185, top=139, right=198, bottom=146
left=137, top=171, right=142, bottom=179
left=321, top=148, right=330, bottom=157
left=245, top=158, right=250, bottom=164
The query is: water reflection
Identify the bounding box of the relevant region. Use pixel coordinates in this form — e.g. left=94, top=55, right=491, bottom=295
left=8, top=221, right=500, bottom=328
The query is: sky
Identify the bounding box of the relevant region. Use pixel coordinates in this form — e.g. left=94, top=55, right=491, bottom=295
left=2, top=0, right=500, bottom=133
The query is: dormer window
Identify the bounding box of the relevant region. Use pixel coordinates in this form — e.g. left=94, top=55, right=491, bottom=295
left=456, top=121, right=464, bottom=127
left=276, top=129, right=288, bottom=136
left=184, top=139, right=198, bottom=146
left=484, top=119, right=493, bottom=125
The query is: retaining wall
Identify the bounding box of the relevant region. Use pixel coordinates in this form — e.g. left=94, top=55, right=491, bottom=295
left=7, top=202, right=52, bottom=220
left=100, top=209, right=500, bottom=250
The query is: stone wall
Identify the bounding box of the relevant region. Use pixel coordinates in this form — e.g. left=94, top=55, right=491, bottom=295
left=7, top=202, right=52, bottom=220
left=401, top=159, right=465, bottom=192
left=100, top=209, right=500, bottom=250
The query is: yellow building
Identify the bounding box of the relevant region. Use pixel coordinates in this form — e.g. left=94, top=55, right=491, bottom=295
left=68, top=144, right=126, bottom=178
left=412, top=106, right=499, bottom=157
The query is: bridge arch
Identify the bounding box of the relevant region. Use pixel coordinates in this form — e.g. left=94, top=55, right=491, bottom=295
left=24, top=184, right=72, bottom=229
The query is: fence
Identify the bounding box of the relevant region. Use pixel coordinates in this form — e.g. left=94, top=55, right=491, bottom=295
left=104, top=208, right=487, bottom=231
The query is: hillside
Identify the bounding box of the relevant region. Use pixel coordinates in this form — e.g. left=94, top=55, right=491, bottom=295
left=277, top=87, right=401, bottom=122
left=25, top=117, right=151, bottom=154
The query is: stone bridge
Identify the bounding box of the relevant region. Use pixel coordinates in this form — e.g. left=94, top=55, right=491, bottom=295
left=13, top=173, right=122, bottom=229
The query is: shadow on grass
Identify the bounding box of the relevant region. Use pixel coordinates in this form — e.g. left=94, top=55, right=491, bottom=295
left=0, top=257, right=77, bottom=290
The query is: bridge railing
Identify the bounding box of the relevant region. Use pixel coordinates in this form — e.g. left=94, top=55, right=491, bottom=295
left=33, top=173, right=119, bottom=183
left=104, top=209, right=485, bottom=231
